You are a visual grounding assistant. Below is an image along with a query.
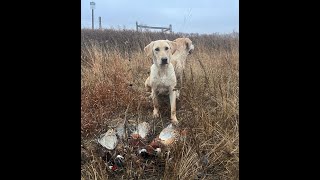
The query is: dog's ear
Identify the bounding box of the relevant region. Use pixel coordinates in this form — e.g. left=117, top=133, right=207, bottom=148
left=167, top=40, right=177, bottom=54
left=144, top=41, right=154, bottom=58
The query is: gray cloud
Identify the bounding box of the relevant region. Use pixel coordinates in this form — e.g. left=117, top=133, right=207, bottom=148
left=81, top=0, right=239, bottom=34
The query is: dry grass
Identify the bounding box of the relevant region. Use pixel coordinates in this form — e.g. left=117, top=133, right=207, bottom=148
left=81, top=29, right=239, bottom=179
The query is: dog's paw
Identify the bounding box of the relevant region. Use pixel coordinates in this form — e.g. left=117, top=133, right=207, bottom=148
left=153, top=110, right=160, bottom=118
left=153, top=113, right=159, bottom=118
left=171, top=117, right=179, bottom=125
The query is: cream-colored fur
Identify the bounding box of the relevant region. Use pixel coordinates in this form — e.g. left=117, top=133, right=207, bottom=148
left=170, top=38, right=194, bottom=88
left=144, top=40, right=179, bottom=125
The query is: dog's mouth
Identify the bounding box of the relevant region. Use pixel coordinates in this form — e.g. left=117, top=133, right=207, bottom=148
left=188, top=49, right=193, bottom=55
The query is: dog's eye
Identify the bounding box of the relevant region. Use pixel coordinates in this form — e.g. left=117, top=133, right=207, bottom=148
left=155, top=48, right=159, bottom=51
left=165, top=47, right=169, bottom=50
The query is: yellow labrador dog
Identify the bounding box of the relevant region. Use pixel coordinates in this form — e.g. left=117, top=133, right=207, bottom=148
left=171, top=38, right=194, bottom=89
left=144, top=40, right=179, bottom=125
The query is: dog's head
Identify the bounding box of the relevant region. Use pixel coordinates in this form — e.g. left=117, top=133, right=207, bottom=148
left=144, top=40, right=177, bottom=66
left=173, top=38, right=194, bottom=55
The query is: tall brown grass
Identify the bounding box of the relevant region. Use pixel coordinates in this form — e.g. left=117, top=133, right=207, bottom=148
left=81, top=29, right=239, bottom=179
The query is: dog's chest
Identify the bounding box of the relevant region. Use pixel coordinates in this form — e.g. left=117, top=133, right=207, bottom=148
left=159, top=76, right=169, bottom=84
left=151, top=75, right=175, bottom=94
left=150, top=64, right=176, bottom=94
left=151, top=74, right=173, bottom=87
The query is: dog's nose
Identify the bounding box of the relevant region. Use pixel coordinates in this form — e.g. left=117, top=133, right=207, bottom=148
left=161, top=58, right=168, bottom=64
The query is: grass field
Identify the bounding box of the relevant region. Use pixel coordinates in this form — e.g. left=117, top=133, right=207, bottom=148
left=81, top=29, right=239, bottom=179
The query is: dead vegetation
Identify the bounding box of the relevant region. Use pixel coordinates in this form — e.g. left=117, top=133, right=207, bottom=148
left=81, top=29, right=239, bottom=179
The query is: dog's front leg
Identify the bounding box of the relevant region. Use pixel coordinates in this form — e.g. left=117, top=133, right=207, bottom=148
left=169, top=89, right=178, bottom=125
left=145, top=77, right=151, bottom=93
left=145, top=77, right=152, bottom=99
left=152, top=90, right=160, bottom=118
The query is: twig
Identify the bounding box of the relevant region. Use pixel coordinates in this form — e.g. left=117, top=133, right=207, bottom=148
left=197, top=58, right=209, bottom=89
left=124, top=99, right=133, bottom=148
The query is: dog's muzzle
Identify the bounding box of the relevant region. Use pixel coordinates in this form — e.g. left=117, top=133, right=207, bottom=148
left=161, top=58, right=168, bottom=64
left=188, top=45, right=194, bottom=55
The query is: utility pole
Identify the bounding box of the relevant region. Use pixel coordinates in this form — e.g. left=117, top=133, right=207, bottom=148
left=99, top=17, right=102, bottom=29
left=90, top=2, right=96, bottom=30
left=136, top=21, right=139, bottom=31
left=92, top=9, right=94, bottom=29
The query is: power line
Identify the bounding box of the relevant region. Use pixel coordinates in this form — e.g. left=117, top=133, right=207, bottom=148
left=178, top=8, right=192, bottom=34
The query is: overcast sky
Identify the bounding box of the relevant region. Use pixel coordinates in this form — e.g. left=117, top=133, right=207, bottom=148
left=81, top=0, right=239, bottom=34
